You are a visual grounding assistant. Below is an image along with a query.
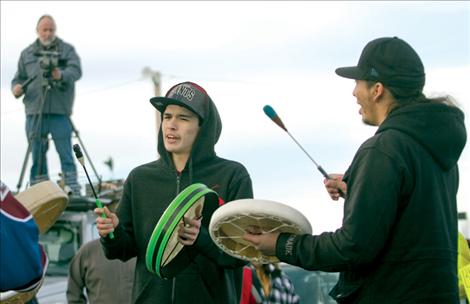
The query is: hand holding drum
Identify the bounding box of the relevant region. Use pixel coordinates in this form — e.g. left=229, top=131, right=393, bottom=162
left=209, top=199, right=312, bottom=264
left=177, top=204, right=203, bottom=246
left=146, top=183, right=218, bottom=279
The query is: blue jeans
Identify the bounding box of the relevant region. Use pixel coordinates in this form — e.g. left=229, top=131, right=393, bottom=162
left=26, top=114, right=79, bottom=193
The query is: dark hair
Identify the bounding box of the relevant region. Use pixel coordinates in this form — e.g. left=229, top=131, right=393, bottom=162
left=366, top=81, right=459, bottom=112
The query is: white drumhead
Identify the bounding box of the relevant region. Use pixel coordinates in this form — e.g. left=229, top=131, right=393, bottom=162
left=209, top=199, right=311, bottom=264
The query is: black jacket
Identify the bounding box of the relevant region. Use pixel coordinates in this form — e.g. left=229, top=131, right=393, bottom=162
left=101, top=92, right=253, bottom=303
left=276, top=102, right=466, bottom=303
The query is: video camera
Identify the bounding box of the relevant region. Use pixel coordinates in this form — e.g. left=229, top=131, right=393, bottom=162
left=35, top=50, right=67, bottom=71
left=34, top=50, right=67, bottom=88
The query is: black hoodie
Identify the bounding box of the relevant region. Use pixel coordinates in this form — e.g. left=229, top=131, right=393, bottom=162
left=276, top=102, right=466, bottom=303
left=101, top=94, right=253, bottom=304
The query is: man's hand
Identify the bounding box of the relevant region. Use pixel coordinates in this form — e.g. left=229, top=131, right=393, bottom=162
left=243, top=230, right=280, bottom=256
left=52, top=68, right=62, bottom=81
left=177, top=215, right=202, bottom=246
left=12, top=84, right=24, bottom=98
left=94, top=206, right=119, bottom=238
left=324, top=174, right=347, bottom=201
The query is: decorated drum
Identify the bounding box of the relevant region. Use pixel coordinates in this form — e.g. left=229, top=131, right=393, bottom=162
left=209, top=199, right=312, bottom=264
left=15, top=180, right=68, bottom=234
left=146, top=183, right=219, bottom=278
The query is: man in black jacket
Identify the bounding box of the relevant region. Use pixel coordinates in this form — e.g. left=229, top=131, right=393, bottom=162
left=96, top=82, right=253, bottom=303
left=244, top=37, right=466, bottom=303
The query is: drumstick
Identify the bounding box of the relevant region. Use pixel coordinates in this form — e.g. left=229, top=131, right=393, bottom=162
left=73, top=144, right=114, bottom=239
left=263, top=105, right=345, bottom=197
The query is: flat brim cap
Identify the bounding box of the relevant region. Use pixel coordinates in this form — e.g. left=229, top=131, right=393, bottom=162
left=335, top=66, right=369, bottom=80
left=335, top=37, right=425, bottom=89
left=150, top=82, right=208, bottom=119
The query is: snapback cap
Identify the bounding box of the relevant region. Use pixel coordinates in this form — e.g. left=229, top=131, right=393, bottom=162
left=335, top=37, right=425, bottom=90
left=150, top=82, right=209, bottom=119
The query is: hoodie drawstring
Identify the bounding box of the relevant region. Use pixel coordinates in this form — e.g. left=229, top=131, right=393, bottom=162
left=189, top=158, right=194, bottom=185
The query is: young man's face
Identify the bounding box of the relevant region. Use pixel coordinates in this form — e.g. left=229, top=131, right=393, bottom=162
left=162, top=104, right=200, bottom=157
left=353, top=80, right=380, bottom=126
left=37, top=17, right=56, bottom=47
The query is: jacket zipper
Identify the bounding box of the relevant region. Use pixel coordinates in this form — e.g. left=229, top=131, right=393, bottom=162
left=172, top=277, right=176, bottom=303
left=176, top=172, right=181, bottom=195
left=172, top=171, right=181, bottom=303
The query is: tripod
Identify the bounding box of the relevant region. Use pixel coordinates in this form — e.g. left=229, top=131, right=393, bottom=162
left=16, top=74, right=101, bottom=194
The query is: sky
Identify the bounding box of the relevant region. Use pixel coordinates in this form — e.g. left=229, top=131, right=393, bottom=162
left=1, top=1, right=470, bottom=236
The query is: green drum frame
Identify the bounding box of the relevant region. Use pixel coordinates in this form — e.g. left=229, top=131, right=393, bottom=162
left=146, top=183, right=218, bottom=278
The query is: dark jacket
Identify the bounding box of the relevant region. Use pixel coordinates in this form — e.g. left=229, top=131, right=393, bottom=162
left=276, top=102, right=466, bottom=303
left=11, top=37, right=82, bottom=116
left=101, top=93, right=253, bottom=304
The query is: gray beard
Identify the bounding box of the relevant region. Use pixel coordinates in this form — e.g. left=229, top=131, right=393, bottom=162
left=40, top=36, right=56, bottom=47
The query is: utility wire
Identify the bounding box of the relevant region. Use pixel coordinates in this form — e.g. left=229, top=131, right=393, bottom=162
left=2, top=71, right=263, bottom=116
left=79, top=77, right=144, bottom=96
left=1, top=77, right=145, bottom=115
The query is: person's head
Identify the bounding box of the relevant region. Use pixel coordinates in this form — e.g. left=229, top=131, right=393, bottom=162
left=160, top=104, right=200, bottom=157
left=36, top=15, right=56, bottom=47
left=150, top=82, right=210, bottom=159
left=335, top=37, right=426, bottom=125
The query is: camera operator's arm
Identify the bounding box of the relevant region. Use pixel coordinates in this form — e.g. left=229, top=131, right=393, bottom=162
left=59, top=45, right=82, bottom=84
left=11, top=53, right=28, bottom=98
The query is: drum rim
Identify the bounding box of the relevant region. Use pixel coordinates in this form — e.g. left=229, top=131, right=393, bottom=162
left=145, top=183, right=217, bottom=278
left=15, top=181, right=68, bottom=206
left=209, top=198, right=312, bottom=263
left=146, top=183, right=202, bottom=273
left=14, top=180, right=68, bottom=234
left=209, top=198, right=312, bottom=235
left=146, top=184, right=199, bottom=257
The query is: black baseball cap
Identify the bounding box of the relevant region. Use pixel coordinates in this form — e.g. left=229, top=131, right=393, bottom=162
left=335, top=37, right=425, bottom=90
left=150, top=82, right=209, bottom=119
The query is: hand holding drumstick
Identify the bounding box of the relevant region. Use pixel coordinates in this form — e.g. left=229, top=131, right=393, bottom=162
left=324, top=174, right=347, bottom=201
left=95, top=206, right=119, bottom=238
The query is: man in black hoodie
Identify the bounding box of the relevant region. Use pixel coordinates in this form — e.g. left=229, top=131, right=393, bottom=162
left=95, top=82, right=253, bottom=303
left=244, top=37, right=466, bottom=303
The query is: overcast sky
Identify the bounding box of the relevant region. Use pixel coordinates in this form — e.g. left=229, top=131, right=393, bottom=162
left=1, top=1, right=469, bottom=235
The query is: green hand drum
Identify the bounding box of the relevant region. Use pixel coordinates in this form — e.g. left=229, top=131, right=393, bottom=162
left=146, top=183, right=218, bottom=279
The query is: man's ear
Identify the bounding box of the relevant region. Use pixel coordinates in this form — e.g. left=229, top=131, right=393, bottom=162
left=372, top=82, right=385, bottom=102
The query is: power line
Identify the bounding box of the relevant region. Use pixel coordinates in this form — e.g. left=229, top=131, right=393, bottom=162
left=1, top=77, right=147, bottom=116
left=79, top=77, right=144, bottom=96
left=2, top=72, right=264, bottom=116
left=161, top=72, right=263, bottom=85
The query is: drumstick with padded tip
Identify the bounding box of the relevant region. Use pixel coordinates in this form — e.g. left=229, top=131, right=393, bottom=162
left=263, top=105, right=345, bottom=197
left=73, top=144, right=114, bottom=239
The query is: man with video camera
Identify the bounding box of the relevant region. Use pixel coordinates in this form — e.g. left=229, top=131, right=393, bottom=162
left=12, top=14, right=82, bottom=194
